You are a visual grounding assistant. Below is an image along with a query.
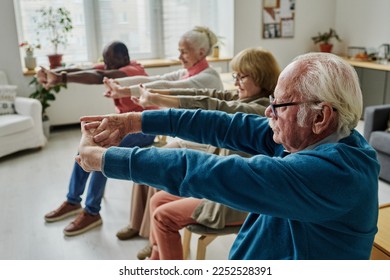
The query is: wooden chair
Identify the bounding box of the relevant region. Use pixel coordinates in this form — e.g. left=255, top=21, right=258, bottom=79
left=370, top=203, right=390, bottom=259
left=182, top=223, right=241, bottom=260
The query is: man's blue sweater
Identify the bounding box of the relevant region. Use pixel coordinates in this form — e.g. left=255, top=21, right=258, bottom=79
left=102, top=109, right=380, bottom=260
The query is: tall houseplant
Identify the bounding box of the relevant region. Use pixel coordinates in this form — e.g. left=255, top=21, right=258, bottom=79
left=33, top=7, right=73, bottom=69
left=311, top=28, right=341, bottom=53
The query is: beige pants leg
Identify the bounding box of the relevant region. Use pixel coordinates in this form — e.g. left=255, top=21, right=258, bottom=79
left=128, top=140, right=215, bottom=238
left=129, top=184, right=158, bottom=238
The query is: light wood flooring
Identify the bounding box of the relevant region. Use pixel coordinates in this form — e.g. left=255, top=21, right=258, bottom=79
left=0, top=121, right=389, bottom=260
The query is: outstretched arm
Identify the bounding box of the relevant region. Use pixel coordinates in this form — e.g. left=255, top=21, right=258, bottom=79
left=37, top=67, right=128, bottom=89
left=66, top=69, right=128, bottom=84
left=81, top=108, right=275, bottom=158
left=131, top=85, right=180, bottom=108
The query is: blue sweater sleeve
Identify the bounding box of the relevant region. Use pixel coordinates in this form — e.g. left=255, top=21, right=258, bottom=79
left=103, top=136, right=378, bottom=223
left=141, top=108, right=277, bottom=155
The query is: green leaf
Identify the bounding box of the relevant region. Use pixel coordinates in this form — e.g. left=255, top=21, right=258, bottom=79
left=28, top=76, right=66, bottom=120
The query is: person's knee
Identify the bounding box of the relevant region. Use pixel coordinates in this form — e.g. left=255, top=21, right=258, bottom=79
left=150, top=192, right=160, bottom=213
left=149, top=189, right=164, bottom=210
left=152, top=205, right=172, bottom=226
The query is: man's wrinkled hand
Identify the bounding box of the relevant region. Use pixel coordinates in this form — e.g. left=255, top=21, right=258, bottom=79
left=76, top=121, right=106, bottom=172
left=80, top=112, right=142, bottom=148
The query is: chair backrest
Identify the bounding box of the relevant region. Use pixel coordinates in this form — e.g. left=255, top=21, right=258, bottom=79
left=0, top=71, right=9, bottom=85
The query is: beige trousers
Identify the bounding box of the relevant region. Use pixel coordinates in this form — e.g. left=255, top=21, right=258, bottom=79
left=130, top=183, right=158, bottom=238
left=127, top=139, right=216, bottom=238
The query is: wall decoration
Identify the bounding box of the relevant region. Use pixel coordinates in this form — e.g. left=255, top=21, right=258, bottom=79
left=263, top=0, right=295, bottom=39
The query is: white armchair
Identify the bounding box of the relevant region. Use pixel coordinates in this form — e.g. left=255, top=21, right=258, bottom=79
left=0, top=71, right=46, bottom=158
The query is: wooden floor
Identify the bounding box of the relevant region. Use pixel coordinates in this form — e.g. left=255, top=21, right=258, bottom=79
left=0, top=122, right=390, bottom=260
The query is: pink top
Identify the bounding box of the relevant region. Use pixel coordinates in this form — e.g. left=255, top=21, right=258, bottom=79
left=94, top=61, right=153, bottom=113
left=182, top=58, right=209, bottom=79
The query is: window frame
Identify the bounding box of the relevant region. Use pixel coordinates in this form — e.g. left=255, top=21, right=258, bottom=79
left=14, top=0, right=233, bottom=67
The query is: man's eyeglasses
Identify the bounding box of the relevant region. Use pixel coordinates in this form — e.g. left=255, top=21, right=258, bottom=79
left=269, top=95, right=320, bottom=118
left=232, top=73, right=249, bottom=83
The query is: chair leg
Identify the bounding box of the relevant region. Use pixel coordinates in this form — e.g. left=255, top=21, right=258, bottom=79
left=182, top=228, right=192, bottom=260
left=153, top=135, right=167, bottom=147
left=196, top=234, right=217, bottom=260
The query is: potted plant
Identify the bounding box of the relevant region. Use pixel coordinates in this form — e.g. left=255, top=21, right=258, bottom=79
left=311, top=28, right=341, bottom=53
left=212, top=36, right=226, bottom=58
left=19, top=41, right=41, bottom=70
left=33, top=7, right=73, bottom=69
left=29, top=76, right=67, bottom=137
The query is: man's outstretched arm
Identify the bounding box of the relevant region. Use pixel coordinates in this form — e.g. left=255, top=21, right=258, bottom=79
left=37, top=67, right=128, bottom=89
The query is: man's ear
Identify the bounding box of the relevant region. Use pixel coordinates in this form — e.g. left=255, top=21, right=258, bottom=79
left=312, top=104, right=335, bottom=134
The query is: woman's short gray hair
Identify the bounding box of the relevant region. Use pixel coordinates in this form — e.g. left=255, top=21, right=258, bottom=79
left=181, top=26, right=218, bottom=56
left=290, top=52, right=362, bottom=136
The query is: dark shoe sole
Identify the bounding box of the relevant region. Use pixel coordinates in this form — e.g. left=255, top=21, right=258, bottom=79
left=63, top=218, right=103, bottom=236
left=44, top=207, right=82, bottom=223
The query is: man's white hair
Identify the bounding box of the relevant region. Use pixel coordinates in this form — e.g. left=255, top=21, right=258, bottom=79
left=289, top=52, right=362, bottom=136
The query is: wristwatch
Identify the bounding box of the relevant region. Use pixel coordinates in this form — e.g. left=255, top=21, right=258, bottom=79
left=60, top=71, right=67, bottom=85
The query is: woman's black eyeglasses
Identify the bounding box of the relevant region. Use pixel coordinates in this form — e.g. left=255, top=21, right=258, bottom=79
left=232, top=73, right=249, bottom=84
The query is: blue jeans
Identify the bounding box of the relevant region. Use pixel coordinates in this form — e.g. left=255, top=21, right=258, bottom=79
left=66, top=133, right=156, bottom=215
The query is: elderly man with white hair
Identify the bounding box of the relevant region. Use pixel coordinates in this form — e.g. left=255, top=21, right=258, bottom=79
left=76, top=52, right=379, bottom=260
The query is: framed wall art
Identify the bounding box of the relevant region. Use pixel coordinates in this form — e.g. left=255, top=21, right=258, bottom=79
left=262, top=0, right=295, bottom=39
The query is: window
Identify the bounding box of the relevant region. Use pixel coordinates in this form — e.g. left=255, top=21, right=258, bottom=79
left=14, top=0, right=232, bottom=67
left=162, top=0, right=222, bottom=58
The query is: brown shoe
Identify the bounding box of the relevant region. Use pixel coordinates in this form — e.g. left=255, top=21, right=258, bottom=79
left=44, top=201, right=82, bottom=222
left=63, top=210, right=102, bottom=236
left=116, top=225, right=139, bottom=240
left=137, top=244, right=152, bottom=260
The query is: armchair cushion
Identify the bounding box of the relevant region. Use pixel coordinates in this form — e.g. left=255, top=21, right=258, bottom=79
left=364, top=104, right=390, bottom=182
left=387, top=115, right=390, bottom=132
left=370, top=131, right=390, bottom=155
left=0, top=85, right=17, bottom=115
left=0, top=97, right=46, bottom=158
left=0, top=114, right=33, bottom=137
left=364, top=104, right=390, bottom=140
left=0, top=70, right=46, bottom=158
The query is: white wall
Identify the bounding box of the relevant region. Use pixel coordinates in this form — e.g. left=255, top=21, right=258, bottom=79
left=234, top=0, right=337, bottom=68
left=1, top=0, right=389, bottom=98
left=335, top=0, right=390, bottom=54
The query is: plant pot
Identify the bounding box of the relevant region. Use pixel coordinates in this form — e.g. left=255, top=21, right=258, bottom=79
left=319, top=43, right=333, bottom=53
left=42, top=119, right=51, bottom=139
left=212, top=46, right=220, bottom=58
left=48, top=54, right=63, bottom=69
left=24, top=55, right=37, bottom=71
